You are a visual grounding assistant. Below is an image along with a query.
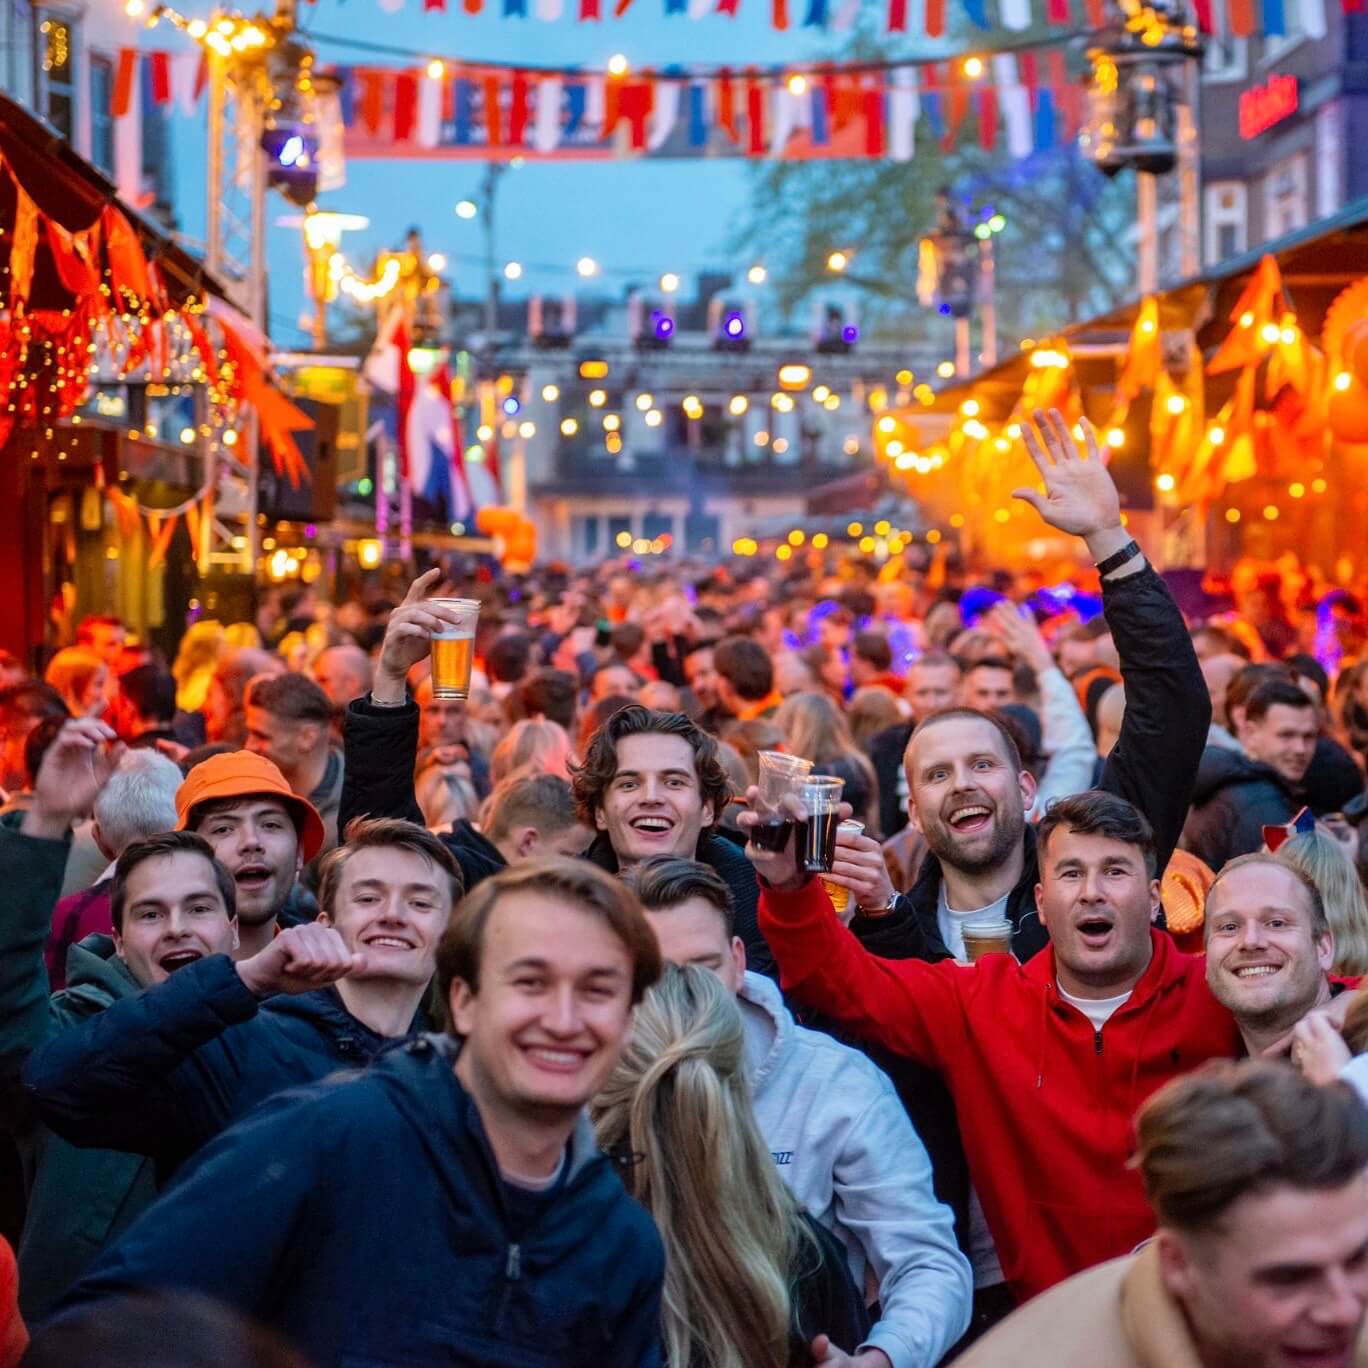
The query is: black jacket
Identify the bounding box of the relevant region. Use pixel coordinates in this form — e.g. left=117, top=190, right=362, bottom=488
left=58, top=1036, right=665, bottom=1367
left=583, top=830, right=776, bottom=980
left=1304, top=736, right=1365, bottom=817
left=444, top=818, right=511, bottom=888
left=866, top=564, right=1210, bottom=967
left=868, top=721, right=916, bottom=838
left=23, top=953, right=409, bottom=1176
left=1181, top=745, right=1301, bottom=872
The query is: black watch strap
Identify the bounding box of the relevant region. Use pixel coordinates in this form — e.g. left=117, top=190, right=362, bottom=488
left=1094, top=539, right=1141, bottom=577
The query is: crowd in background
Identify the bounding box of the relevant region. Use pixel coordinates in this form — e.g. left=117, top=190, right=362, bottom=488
left=0, top=410, right=1366, bottom=1365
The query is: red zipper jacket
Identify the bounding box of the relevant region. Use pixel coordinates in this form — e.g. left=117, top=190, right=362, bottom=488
left=758, top=879, right=1242, bottom=1304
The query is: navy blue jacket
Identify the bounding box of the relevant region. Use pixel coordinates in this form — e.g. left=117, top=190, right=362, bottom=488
left=22, top=953, right=404, bottom=1174
left=58, top=1037, right=665, bottom=1367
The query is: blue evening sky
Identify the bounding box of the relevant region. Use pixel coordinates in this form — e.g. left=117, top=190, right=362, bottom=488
left=166, top=0, right=935, bottom=343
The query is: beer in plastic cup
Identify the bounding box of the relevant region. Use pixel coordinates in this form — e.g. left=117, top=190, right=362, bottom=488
left=753, top=751, right=812, bottom=853
left=962, top=918, right=1014, bottom=964
left=797, top=776, right=845, bottom=874
left=819, top=819, right=865, bottom=916
left=429, top=598, right=481, bottom=701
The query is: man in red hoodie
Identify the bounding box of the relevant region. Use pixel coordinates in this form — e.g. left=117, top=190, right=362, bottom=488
left=748, top=784, right=1243, bottom=1311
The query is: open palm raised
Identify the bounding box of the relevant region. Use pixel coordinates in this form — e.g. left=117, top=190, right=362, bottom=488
left=1012, top=408, right=1122, bottom=540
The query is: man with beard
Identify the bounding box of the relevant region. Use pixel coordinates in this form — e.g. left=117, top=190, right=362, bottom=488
left=819, top=410, right=1210, bottom=967
left=0, top=717, right=240, bottom=1315
left=748, top=788, right=1243, bottom=1310
left=1203, top=854, right=1335, bottom=1056
left=174, top=750, right=326, bottom=958
left=24, top=818, right=463, bottom=1179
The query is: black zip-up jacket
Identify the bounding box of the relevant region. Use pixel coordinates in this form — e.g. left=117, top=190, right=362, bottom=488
left=23, top=953, right=412, bottom=1176
left=57, top=1036, right=665, bottom=1367
left=860, top=563, right=1210, bottom=967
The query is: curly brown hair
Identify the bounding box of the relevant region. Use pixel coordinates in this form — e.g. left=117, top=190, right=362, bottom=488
left=571, top=705, right=732, bottom=832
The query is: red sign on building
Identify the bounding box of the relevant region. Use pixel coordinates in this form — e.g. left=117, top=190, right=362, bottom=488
left=1239, top=74, right=1299, bottom=139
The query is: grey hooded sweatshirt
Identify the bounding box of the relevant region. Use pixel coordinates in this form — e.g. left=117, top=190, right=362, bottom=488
left=740, top=970, right=972, bottom=1367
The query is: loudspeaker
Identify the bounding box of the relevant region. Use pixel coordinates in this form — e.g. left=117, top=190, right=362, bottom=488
left=258, top=399, right=341, bottom=522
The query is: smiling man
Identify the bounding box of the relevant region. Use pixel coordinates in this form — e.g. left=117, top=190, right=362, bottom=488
left=0, top=720, right=242, bottom=1317
left=958, top=1060, right=1368, bottom=1368
left=174, top=750, right=326, bottom=959
left=1204, top=854, right=1335, bottom=1057
left=748, top=788, right=1243, bottom=1308
left=23, top=817, right=462, bottom=1177
left=572, top=703, right=774, bottom=977
left=57, top=859, right=667, bottom=1367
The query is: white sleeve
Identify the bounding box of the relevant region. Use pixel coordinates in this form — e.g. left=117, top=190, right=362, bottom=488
left=1028, top=666, right=1098, bottom=821
left=1339, top=1055, right=1368, bottom=1108
left=832, top=1069, right=973, bottom=1368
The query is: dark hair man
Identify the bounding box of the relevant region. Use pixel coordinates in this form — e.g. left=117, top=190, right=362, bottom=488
left=589, top=660, right=640, bottom=703
left=174, top=750, right=326, bottom=959
left=511, top=668, right=579, bottom=734
left=747, top=787, right=1243, bottom=1307
left=24, top=817, right=462, bottom=1179
left=868, top=652, right=963, bottom=839
left=486, top=632, right=533, bottom=697
left=956, top=1062, right=1368, bottom=1367
left=1203, top=853, right=1335, bottom=1057
left=712, top=635, right=782, bottom=722
left=573, top=703, right=774, bottom=975
left=438, top=771, right=593, bottom=892
left=0, top=719, right=241, bottom=1317
left=117, top=667, right=178, bottom=751
left=814, top=411, right=1211, bottom=968
left=633, top=856, right=972, bottom=1368
left=960, top=658, right=1016, bottom=711
left=57, top=860, right=667, bottom=1367
left=850, top=632, right=902, bottom=695
left=244, top=673, right=344, bottom=852
left=1184, top=679, right=1320, bottom=871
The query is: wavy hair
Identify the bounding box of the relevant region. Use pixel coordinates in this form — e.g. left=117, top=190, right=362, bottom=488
left=571, top=705, right=731, bottom=832
left=592, top=964, right=816, bottom=1368
left=490, top=717, right=574, bottom=787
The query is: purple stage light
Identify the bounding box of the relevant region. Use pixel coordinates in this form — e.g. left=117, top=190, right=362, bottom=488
left=724, top=311, right=746, bottom=338
left=842, top=324, right=859, bottom=344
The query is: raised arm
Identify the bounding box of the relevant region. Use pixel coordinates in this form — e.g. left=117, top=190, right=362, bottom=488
left=24, top=926, right=359, bottom=1161
left=0, top=719, right=123, bottom=1081
left=741, top=797, right=966, bottom=1066
left=1015, top=410, right=1209, bottom=868
left=339, top=567, right=473, bottom=832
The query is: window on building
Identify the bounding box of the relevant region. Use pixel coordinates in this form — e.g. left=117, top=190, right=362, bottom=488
left=89, top=55, right=115, bottom=174
left=575, top=515, right=601, bottom=559
left=36, top=12, right=76, bottom=140
left=1263, top=153, right=1309, bottom=240
left=1204, top=181, right=1249, bottom=265
left=1202, top=0, right=1248, bottom=81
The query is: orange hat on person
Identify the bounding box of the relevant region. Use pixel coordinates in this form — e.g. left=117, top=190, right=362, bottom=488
left=175, top=750, right=327, bottom=863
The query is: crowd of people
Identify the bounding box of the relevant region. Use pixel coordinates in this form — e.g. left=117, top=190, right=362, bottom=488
left=0, top=407, right=1366, bottom=1366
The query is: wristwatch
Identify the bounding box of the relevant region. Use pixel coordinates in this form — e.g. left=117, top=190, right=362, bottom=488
left=1094, top=538, right=1141, bottom=577
left=857, top=891, right=901, bottom=919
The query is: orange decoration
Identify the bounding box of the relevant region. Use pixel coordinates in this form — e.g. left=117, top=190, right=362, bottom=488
left=1329, top=374, right=1368, bottom=445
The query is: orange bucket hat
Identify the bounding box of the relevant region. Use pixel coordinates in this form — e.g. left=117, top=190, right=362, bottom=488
left=175, top=750, right=327, bottom=863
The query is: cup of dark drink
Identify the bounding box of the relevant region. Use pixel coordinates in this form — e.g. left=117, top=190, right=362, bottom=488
left=797, top=776, right=845, bottom=874
left=752, top=751, right=812, bottom=852
left=962, top=918, right=1014, bottom=964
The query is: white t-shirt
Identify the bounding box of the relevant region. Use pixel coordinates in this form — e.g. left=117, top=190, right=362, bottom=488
left=1057, top=983, right=1133, bottom=1031
left=936, top=887, right=1011, bottom=963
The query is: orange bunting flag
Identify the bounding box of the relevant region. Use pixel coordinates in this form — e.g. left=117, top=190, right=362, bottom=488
left=1116, top=297, right=1162, bottom=403
left=1207, top=255, right=1285, bottom=375
left=8, top=179, right=40, bottom=311
left=102, top=205, right=155, bottom=308
left=148, top=512, right=179, bottom=570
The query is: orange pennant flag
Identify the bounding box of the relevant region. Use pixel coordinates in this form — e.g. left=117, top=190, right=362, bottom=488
left=148, top=512, right=179, bottom=570
left=1116, top=297, right=1162, bottom=403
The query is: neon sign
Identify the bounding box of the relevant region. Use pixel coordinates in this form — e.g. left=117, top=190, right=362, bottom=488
left=1239, top=74, right=1299, bottom=140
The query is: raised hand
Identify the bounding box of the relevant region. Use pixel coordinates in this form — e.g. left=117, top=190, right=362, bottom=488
left=236, top=923, right=365, bottom=998
left=987, top=600, right=1055, bottom=677
left=1013, top=410, right=1122, bottom=538
left=738, top=785, right=805, bottom=892
left=1290, top=1010, right=1353, bottom=1085
left=22, top=718, right=124, bottom=840
left=373, top=569, right=471, bottom=703
left=823, top=828, right=896, bottom=916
